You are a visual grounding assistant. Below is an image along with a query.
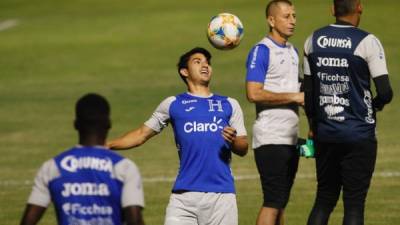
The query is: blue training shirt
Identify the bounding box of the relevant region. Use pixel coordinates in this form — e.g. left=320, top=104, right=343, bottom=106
left=27, top=146, right=144, bottom=225
left=145, top=92, right=247, bottom=193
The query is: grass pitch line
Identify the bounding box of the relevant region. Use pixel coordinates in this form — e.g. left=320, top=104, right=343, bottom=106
left=0, top=19, right=19, bottom=32
left=1, top=171, right=399, bottom=187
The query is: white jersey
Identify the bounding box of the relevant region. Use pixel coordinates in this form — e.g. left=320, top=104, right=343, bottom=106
left=246, top=37, right=300, bottom=148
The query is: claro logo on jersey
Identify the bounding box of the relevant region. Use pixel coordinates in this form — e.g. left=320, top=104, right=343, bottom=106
left=60, top=156, right=113, bottom=173
left=184, top=116, right=224, bottom=133
left=317, top=36, right=352, bottom=49
left=317, top=57, right=348, bottom=67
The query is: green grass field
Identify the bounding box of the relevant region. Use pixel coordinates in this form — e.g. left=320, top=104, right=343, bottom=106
left=0, top=0, right=399, bottom=224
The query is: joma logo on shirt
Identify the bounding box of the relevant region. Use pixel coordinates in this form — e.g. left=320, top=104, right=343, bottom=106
left=61, top=182, right=110, bottom=197
left=316, top=57, right=348, bottom=67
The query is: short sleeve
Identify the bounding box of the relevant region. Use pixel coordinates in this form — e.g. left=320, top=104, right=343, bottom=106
left=227, top=98, right=247, bottom=136
left=246, top=44, right=270, bottom=83
left=27, top=159, right=60, bottom=207
left=355, top=34, right=388, bottom=78
left=144, top=96, right=175, bottom=133
left=114, top=159, right=145, bottom=208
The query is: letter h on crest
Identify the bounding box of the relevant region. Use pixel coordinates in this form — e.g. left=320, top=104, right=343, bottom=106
left=208, top=100, right=223, bottom=112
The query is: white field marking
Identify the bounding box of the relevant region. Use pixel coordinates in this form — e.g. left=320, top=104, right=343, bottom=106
left=0, top=19, right=19, bottom=32
left=1, top=171, right=400, bottom=187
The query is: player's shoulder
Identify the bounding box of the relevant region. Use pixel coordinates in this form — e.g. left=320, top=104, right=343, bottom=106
left=115, top=157, right=139, bottom=172
left=360, top=33, right=382, bottom=44
left=39, top=158, right=58, bottom=173
left=246, top=41, right=271, bottom=66
left=249, top=39, right=271, bottom=54
left=155, top=95, right=177, bottom=110
left=114, top=158, right=141, bottom=182
left=55, top=146, right=125, bottom=164
left=226, top=97, right=242, bottom=107
left=314, top=24, right=370, bottom=38
left=161, top=95, right=177, bottom=104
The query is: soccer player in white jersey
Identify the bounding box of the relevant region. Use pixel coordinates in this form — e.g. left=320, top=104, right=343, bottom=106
left=107, top=47, right=248, bottom=225
left=303, top=0, right=393, bottom=225
left=20, top=93, right=145, bottom=225
left=245, top=1, right=304, bottom=225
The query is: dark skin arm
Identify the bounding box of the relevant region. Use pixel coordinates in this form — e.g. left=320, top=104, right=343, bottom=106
left=124, top=206, right=145, bottom=225
left=20, top=204, right=47, bottom=225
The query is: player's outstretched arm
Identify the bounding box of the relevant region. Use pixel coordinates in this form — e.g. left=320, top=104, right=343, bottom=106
left=246, top=81, right=304, bottom=106
left=123, top=206, right=145, bottom=225
left=20, top=204, right=46, bottom=225
left=107, top=125, right=157, bottom=150
left=222, top=127, right=248, bottom=157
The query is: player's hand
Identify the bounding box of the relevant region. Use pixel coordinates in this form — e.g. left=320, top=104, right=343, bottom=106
left=222, top=126, right=237, bottom=144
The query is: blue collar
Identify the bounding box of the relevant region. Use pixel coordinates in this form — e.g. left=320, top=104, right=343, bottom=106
left=267, top=36, right=287, bottom=48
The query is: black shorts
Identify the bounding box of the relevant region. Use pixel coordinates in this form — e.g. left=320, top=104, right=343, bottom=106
left=254, top=145, right=299, bottom=209
left=314, top=139, right=377, bottom=208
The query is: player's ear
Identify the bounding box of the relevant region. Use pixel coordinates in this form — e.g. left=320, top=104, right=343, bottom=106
left=267, top=15, right=275, bottom=29
left=357, top=2, right=363, bottom=15
left=179, top=68, right=189, bottom=78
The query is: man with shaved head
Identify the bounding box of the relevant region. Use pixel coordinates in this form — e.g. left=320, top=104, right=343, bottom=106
left=245, top=1, right=303, bottom=225
left=303, top=0, right=393, bottom=224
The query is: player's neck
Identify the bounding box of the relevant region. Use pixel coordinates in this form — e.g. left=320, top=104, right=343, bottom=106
left=336, top=14, right=360, bottom=27
left=187, top=84, right=212, bottom=97
left=78, top=133, right=107, bottom=146
left=268, top=31, right=288, bottom=46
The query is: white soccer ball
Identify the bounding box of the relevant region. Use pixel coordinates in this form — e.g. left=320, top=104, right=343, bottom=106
left=207, top=13, right=244, bottom=50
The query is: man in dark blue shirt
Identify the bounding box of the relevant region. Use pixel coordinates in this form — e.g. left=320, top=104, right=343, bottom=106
left=303, top=0, right=393, bottom=225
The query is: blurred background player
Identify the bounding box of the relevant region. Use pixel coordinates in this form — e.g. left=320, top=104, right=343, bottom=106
left=107, top=47, right=248, bottom=225
left=245, top=1, right=304, bottom=225
left=20, top=93, right=145, bottom=225
left=303, top=0, right=393, bottom=225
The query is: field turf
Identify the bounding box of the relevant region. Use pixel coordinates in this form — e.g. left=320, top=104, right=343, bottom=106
left=0, top=0, right=399, bottom=224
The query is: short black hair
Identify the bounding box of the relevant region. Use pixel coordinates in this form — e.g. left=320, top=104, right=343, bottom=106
left=177, top=47, right=211, bottom=84
left=75, top=93, right=111, bottom=133
left=265, top=0, right=293, bottom=17
left=334, top=0, right=359, bottom=17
